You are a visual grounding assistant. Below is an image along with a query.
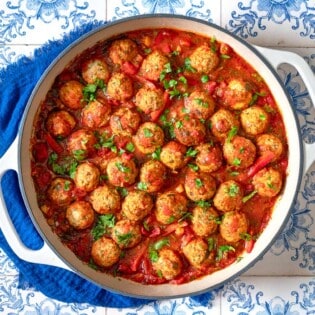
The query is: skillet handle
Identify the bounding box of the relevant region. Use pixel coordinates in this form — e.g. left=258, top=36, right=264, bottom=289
left=256, top=46, right=315, bottom=173
left=0, top=137, right=71, bottom=271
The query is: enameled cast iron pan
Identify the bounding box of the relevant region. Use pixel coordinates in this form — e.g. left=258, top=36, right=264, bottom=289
left=0, top=15, right=315, bottom=299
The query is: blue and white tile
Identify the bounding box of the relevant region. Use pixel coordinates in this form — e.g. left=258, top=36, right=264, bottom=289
left=222, top=276, right=315, bottom=314
left=106, top=0, right=221, bottom=25
left=221, top=0, right=315, bottom=47
left=104, top=293, right=221, bottom=315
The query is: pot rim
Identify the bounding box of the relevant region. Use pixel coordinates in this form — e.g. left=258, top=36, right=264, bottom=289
left=17, top=14, right=303, bottom=299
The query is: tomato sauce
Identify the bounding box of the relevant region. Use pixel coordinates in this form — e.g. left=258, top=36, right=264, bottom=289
left=30, top=28, right=288, bottom=284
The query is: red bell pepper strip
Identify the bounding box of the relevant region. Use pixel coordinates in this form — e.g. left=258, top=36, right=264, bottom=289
left=44, top=133, right=63, bottom=154
left=247, top=151, right=275, bottom=178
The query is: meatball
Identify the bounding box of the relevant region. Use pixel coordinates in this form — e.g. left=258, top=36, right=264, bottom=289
left=139, top=160, right=167, bottom=193
left=160, top=141, right=188, bottom=170
left=184, top=90, right=215, bottom=120
left=135, top=87, right=165, bottom=114
left=183, top=238, right=208, bottom=268
left=184, top=169, right=216, bottom=201
left=59, top=80, right=84, bottom=109
left=253, top=167, right=283, bottom=197
left=81, top=99, right=110, bottom=129
left=89, top=185, right=120, bottom=214
left=74, top=162, right=100, bottom=192
left=222, top=79, right=253, bottom=110
left=151, top=248, right=182, bottom=280
left=82, top=58, right=110, bottom=84
left=106, top=156, right=138, bottom=187
left=134, top=122, right=164, bottom=154
left=195, top=143, right=223, bottom=173
left=109, top=39, right=139, bottom=66
left=155, top=192, right=188, bottom=224
left=47, top=178, right=74, bottom=206
left=110, top=107, right=141, bottom=136
left=107, top=72, right=133, bottom=101
left=256, top=133, right=284, bottom=162
left=67, top=129, right=97, bottom=159
left=91, top=236, right=121, bottom=268
left=210, top=109, right=240, bottom=141
left=66, top=201, right=94, bottom=230
left=213, top=180, right=243, bottom=212
left=111, top=219, right=142, bottom=249
left=191, top=205, right=219, bottom=237
left=220, top=211, right=248, bottom=243
left=46, top=110, right=76, bottom=138
left=174, top=117, right=206, bottom=146
left=240, top=106, right=269, bottom=135
left=189, top=45, right=219, bottom=74
left=139, top=50, right=169, bottom=81
left=223, top=135, right=256, bottom=169
left=122, top=190, right=153, bottom=221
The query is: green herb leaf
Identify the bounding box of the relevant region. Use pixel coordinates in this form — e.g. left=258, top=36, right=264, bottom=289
left=242, top=190, right=257, bottom=203
left=216, top=245, right=235, bottom=261
left=153, top=238, right=170, bottom=250
left=92, top=214, right=116, bottom=240
left=115, top=162, right=130, bottom=173
left=186, top=147, right=198, bottom=157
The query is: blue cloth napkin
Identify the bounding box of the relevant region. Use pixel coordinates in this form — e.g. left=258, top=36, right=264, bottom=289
left=0, top=21, right=214, bottom=308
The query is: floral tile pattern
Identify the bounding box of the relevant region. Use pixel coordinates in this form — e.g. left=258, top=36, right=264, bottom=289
left=0, top=0, right=315, bottom=314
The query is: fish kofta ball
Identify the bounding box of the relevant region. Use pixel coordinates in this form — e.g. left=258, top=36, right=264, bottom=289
left=220, top=211, right=248, bottom=243
left=110, top=107, right=141, bottom=136
left=122, top=190, right=153, bottom=221
left=213, top=180, right=243, bottom=212
left=174, top=117, right=206, bottom=146
left=191, top=206, right=219, bottom=237
left=253, top=167, right=283, bottom=197
left=82, top=58, right=110, bottom=84
left=139, top=50, right=169, bottom=81
left=47, top=178, right=74, bottom=206
left=46, top=110, right=76, bottom=138
left=134, top=122, right=164, bottom=154
left=91, top=236, right=121, bottom=268
left=107, top=72, right=133, bottom=101
left=223, top=135, right=256, bottom=169
left=256, top=133, right=284, bottom=162
left=106, top=156, right=138, bottom=187
left=135, top=87, right=165, bottom=114
left=89, top=185, right=121, bottom=214
left=160, top=141, right=187, bottom=170
left=195, top=143, right=223, bottom=173
left=109, top=39, right=139, bottom=66
left=139, top=160, right=167, bottom=193
left=59, top=80, right=84, bottom=110
left=183, top=238, right=208, bottom=268
left=81, top=99, right=111, bottom=129
left=111, top=219, right=142, bottom=249
left=189, top=45, right=219, bottom=74
left=67, top=129, right=97, bottom=159
left=240, top=106, right=269, bottom=136
left=151, top=248, right=182, bottom=280
left=185, top=90, right=215, bottom=120
left=74, top=162, right=100, bottom=192
left=66, top=200, right=94, bottom=230
left=222, top=79, right=253, bottom=110
left=184, top=169, right=216, bottom=201
left=210, top=109, right=240, bottom=141
left=155, top=192, right=188, bottom=224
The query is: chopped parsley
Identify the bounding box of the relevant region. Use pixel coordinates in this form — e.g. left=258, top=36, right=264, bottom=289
left=92, top=214, right=116, bottom=240
left=216, top=245, right=235, bottom=261
left=83, top=78, right=106, bottom=102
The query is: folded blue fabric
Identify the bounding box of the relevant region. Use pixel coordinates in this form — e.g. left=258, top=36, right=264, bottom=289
left=0, top=21, right=214, bottom=308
